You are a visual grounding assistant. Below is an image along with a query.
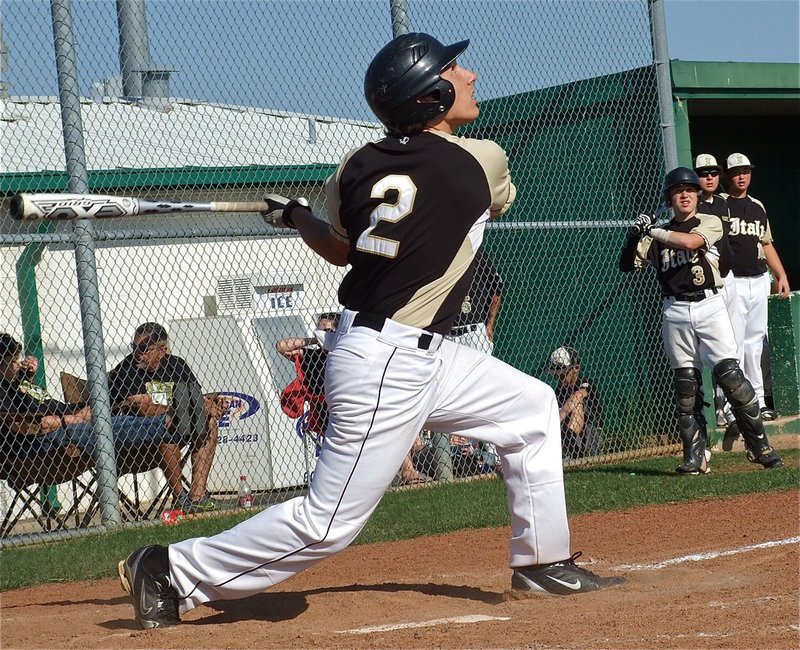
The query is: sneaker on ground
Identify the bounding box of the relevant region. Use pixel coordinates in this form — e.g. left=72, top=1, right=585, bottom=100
left=173, top=490, right=191, bottom=510
left=118, top=545, right=180, bottom=629
left=760, top=407, right=779, bottom=421
left=722, top=422, right=740, bottom=452
left=186, top=492, right=217, bottom=513
left=511, top=551, right=626, bottom=595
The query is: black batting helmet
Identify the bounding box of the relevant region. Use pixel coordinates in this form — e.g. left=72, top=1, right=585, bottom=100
left=364, top=33, right=469, bottom=134
left=662, top=167, right=701, bottom=202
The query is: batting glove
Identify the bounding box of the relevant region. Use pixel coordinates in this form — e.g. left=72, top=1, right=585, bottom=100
left=627, top=212, right=655, bottom=239
left=262, top=194, right=309, bottom=229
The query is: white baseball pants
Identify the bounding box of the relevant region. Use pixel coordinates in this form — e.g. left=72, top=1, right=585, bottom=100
left=449, top=322, right=494, bottom=355
left=732, top=272, right=771, bottom=407
left=169, top=309, right=569, bottom=613
left=661, top=292, right=738, bottom=370
left=715, top=272, right=741, bottom=424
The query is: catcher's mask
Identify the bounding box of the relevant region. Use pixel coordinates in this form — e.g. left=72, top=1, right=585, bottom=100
left=364, top=32, right=469, bottom=134
left=663, top=167, right=701, bottom=202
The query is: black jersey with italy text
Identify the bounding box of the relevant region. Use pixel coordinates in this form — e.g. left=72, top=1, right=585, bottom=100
left=634, top=212, right=723, bottom=297
left=725, top=195, right=773, bottom=277
left=325, top=130, right=515, bottom=334
left=700, top=194, right=732, bottom=276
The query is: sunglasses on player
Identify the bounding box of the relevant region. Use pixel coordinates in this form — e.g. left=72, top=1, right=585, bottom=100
left=696, top=169, right=720, bottom=178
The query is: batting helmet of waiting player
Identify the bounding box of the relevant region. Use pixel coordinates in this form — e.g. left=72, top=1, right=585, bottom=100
left=662, top=167, right=701, bottom=202
left=364, top=32, right=469, bottom=134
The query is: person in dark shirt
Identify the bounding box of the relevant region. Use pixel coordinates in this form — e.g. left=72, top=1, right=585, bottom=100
left=693, top=153, right=739, bottom=431
left=275, top=312, right=340, bottom=440
left=722, top=153, right=791, bottom=423
left=107, top=322, right=224, bottom=513
left=0, top=333, right=180, bottom=479
left=619, top=167, right=782, bottom=474
left=546, top=346, right=602, bottom=460
left=449, top=249, right=504, bottom=352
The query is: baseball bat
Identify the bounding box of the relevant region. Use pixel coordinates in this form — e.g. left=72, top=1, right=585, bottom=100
left=9, top=193, right=271, bottom=221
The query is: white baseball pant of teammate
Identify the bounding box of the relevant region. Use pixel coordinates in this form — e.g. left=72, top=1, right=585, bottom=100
left=731, top=272, right=771, bottom=409
left=661, top=292, right=739, bottom=369
left=450, top=322, right=493, bottom=354
left=168, top=309, right=569, bottom=612
left=716, top=271, right=741, bottom=425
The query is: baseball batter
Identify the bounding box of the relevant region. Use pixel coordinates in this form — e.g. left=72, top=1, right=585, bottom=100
left=619, top=167, right=783, bottom=475
left=723, top=153, right=791, bottom=420
left=118, top=33, right=625, bottom=629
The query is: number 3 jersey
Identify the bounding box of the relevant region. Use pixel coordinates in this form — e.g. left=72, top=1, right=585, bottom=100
left=633, top=212, right=724, bottom=297
left=325, top=130, right=516, bottom=334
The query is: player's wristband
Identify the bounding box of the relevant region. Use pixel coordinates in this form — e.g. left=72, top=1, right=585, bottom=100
left=281, top=200, right=306, bottom=229
left=648, top=227, right=671, bottom=244
left=59, top=414, right=67, bottom=429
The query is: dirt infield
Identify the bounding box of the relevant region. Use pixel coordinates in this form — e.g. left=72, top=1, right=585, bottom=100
left=2, top=487, right=798, bottom=649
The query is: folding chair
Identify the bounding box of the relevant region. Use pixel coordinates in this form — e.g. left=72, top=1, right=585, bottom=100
left=60, top=373, right=188, bottom=522
left=0, top=443, right=94, bottom=537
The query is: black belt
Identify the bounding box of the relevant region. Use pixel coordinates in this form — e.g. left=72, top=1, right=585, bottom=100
left=450, top=324, right=479, bottom=335
left=667, top=288, right=719, bottom=302
left=352, top=312, right=435, bottom=350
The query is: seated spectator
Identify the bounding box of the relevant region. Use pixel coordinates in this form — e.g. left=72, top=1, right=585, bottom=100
left=107, top=322, right=225, bottom=513
left=448, top=435, right=500, bottom=477
left=547, top=346, right=603, bottom=460
left=0, top=333, right=183, bottom=493
left=396, top=434, right=432, bottom=486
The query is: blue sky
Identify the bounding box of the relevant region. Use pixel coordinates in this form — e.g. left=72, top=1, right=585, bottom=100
left=664, top=0, right=799, bottom=64
left=1, top=0, right=797, bottom=120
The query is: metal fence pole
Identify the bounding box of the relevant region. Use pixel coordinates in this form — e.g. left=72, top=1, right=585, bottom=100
left=51, top=0, right=121, bottom=527
left=649, top=0, right=678, bottom=171
left=389, top=0, right=410, bottom=36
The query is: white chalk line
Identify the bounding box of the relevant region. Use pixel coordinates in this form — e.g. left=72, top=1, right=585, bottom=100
left=336, top=538, right=797, bottom=635
left=337, top=614, right=510, bottom=635
left=615, top=536, right=800, bottom=571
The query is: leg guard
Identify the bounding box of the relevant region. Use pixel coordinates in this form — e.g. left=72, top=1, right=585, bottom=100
left=673, top=368, right=709, bottom=475
left=713, top=359, right=783, bottom=468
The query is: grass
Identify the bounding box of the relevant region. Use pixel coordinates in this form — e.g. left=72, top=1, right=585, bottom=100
left=1, top=448, right=797, bottom=592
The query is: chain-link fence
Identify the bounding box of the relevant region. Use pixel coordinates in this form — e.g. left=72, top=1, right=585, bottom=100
left=0, top=0, right=675, bottom=545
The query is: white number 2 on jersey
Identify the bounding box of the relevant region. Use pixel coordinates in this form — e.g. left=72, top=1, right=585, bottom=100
left=356, top=174, right=417, bottom=258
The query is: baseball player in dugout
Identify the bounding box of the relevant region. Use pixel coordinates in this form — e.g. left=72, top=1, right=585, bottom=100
left=693, top=154, right=739, bottom=433
left=118, top=32, right=625, bottom=630
left=449, top=247, right=503, bottom=352
left=619, top=167, right=783, bottom=476
left=723, top=153, right=791, bottom=424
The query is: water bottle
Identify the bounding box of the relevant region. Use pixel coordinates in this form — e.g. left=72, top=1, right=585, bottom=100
left=238, top=475, right=253, bottom=509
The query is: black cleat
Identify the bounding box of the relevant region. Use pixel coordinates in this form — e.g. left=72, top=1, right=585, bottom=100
left=511, top=552, right=626, bottom=595
left=746, top=445, right=784, bottom=469
left=676, top=448, right=711, bottom=475
left=118, top=545, right=180, bottom=629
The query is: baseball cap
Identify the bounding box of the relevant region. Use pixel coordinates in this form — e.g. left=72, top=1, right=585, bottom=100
left=693, top=154, right=721, bottom=171
left=725, top=153, right=754, bottom=170
left=548, top=346, right=579, bottom=371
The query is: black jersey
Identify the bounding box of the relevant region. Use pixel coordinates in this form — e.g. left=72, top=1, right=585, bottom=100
left=725, top=195, right=773, bottom=277
left=108, top=353, right=199, bottom=407
left=450, top=249, right=504, bottom=329
left=634, top=212, right=723, bottom=297
left=326, top=130, right=515, bottom=334
left=700, top=194, right=732, bottom=276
